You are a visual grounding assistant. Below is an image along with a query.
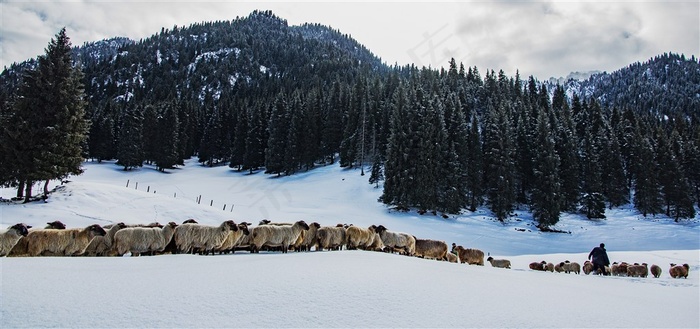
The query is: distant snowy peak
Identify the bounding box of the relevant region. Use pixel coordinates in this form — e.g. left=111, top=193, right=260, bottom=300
left=547, top=70, right=602, bottom=85
left=73, top=37, right=135, bottom=65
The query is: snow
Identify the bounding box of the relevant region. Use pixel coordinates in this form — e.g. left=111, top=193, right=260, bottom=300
left=1, top=158, right=698, bottom=328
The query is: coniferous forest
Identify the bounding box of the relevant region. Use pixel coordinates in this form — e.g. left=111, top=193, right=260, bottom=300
left=1, top=11, right=699, bottom=227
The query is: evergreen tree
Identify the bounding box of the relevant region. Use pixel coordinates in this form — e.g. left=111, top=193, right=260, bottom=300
left=530, top=109, right=561, bottom=227
left=116, top=104, right=144, bottom=170
left=153, top=101, right=180, bottom=171
left=634, top=136, right=662, bottom=216
left=483, top=101, right=516, bottom=221
left=657, top=129, right=695, bottom=220
left=265, top=92, right=289, bottom=175
left=380, top=83, right=412, bottom=210
left=465, top=113, right=484, bottom=212
left=8, top=28, right=88, bottom=200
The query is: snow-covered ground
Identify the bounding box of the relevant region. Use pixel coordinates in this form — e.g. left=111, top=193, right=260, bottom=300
left=1, top=159, right=699, bottom=328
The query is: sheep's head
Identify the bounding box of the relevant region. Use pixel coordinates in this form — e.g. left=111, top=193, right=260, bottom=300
left=336, top=223, right=344, bottom=228
left=167, top=222, right=178, bottom=229
left=11, top=223, right=30, bottom=237
left=295, top=220, right=310, bottom=231
left=182, top=219, right=198, bottom=224
left=487, top=256, right=494, bottom=262
left=116, top=222, right=127, bottom=229
left=375, top=225, right=387, bottom=235
left=148, top=222, right=164, bottom=228
left=259, top=219, right=271, bottom=225
left=310, top=222, right=321, bottom=229
left=47, top=220, right=67, bottom=229
left=238, top=223, right=250, bottom=235
left=368, top=224, right=377, bottom=232
left=88, top=224, right=107, bottom=236
left=224, top=220, right=238, bottom=231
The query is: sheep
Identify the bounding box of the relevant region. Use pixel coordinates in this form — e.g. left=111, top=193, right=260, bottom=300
left=545, top=262, right=555, bottom=272
left=173, top=220, right=238, bottom=255
left=161, top=219, right=199, bottom=254
left=650, top=264, right=662, bottom=278
left=669, top=263, right=690, bottom=279
left=315, top=225, right=347, bottom=251
left=414, top=238, right=448, bottom=260
left=26, top=224, right=107, bottom=256
left=486, top=256, right=511, bottom=269
left=446, top=251, right=458, bottom=263
left=562, top=261, right=581, bottom=274
left=113, top=222, right=178, bottom=256
left=295, top=222, right=320, bottom=252
left=451, top=243, right=484, bottom=265
left=366, top=233, right=385, bottom=252
left=346, top=225, right=378, bottom=250
left=250, top=220, right=310, bottom=253
left=214, top=223, right=251, bottom=254
left=554, top=262, right=565, bottom=273
left=611, top=262, right=630, bottom=276
left=529, top=261, right=547, bottom=271
left=81, top=222, right=127, bottom=256
left=7, top=221, right=66, bottom=257
left=583, top=260, right=594, bottom=275
left=0, top=223, right=31, bottom=256
left=627, top=263, right=649, bottom=278
left=376, top=225, right=416, bottom=256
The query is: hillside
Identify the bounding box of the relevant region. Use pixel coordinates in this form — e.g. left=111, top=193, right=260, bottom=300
left=1, top=159, right=698, bottom=328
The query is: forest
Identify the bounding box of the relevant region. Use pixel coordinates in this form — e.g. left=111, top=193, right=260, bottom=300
left=1, top=10, right=698, bottom=227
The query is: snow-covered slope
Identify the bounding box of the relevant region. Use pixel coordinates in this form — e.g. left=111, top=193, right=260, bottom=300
left=1, top=159, right=698, bottom=328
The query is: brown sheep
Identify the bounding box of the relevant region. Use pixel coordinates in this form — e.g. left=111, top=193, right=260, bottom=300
left=649, top=264, right=662, bottom=278
left=611, top=262, right=629, bottom=276
left=26, top=224, right=107, bottom=256
left=529, top=261, right=547, bottom=271
left=451, top=243, right=484, bottom=265
left=346, top=225, right=378, bottom=250
left=583, top=260, right=594, bottom=275
left=315, top=225, right=347, bottom=251
left=414, top=238, right=448, bottom=260
left=669, top=263, right=690, bottom=279
left=627, top=263, right=649, bottom=278
left=562, top=261, right=581, bottom=274
left=7, top=221, right=66, bottom=257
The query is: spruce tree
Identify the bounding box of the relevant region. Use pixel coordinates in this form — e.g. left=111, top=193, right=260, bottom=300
left=530, top=109, right=561, bottom=227
left=116, top=104, right=144, bottom=170
left=265, top=92, right=289, bottom=175
left=153, top=101, right=180, bottom=171
left=483, top=101, right=516, bottom=221
left=465, top=113, right=484, bottom=212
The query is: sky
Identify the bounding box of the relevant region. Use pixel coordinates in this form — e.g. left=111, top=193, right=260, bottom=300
left=1, top=1, right=698, bottom=79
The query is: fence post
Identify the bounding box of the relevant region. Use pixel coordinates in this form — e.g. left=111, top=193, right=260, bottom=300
left=126, top=180, right=130, bottom=188
left=135, top=182, right=138, bottom=190
left=147, top=186, right=150, bottom=193
left=210, top=200, right=213, bottom=207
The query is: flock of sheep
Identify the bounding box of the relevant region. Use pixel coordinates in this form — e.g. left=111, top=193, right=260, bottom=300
left=0, top=219, right=691, bottom=279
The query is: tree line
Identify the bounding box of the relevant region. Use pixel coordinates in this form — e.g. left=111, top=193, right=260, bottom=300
left=1, top=19, right=698, bottom=227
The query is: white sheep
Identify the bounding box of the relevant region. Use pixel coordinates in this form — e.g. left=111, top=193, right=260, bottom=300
left=346, top=225, right=378, bottom=250
left=250, top=220, right=310, bottom=253
left=375, top=225, right=416, bottom=256
left=315, top=225, right=347, bottom=251
left=81, top=223, right=127, bottom=256
left=26, top=224, right=107, bottom=256
left=214, top=223, right=251, bottom=254
left=486, top=256, right=511, bottom=269
left=173, top=220, right=238, bottom=255
left=295, top=222, right=320, bottom=251
left=113, top=222, right=178, bottom=256
left=0, top=223, right=31, bottom=256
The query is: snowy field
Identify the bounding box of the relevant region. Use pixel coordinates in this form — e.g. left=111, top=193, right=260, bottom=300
left=1, top=158, right=699, bottom=328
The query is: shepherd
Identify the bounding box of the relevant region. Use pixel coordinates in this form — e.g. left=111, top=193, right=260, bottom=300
left=588, top=243, right=611, bottom=275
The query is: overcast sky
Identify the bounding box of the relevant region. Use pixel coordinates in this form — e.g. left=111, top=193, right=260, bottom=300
left=1, top=1, right=698, bottom=79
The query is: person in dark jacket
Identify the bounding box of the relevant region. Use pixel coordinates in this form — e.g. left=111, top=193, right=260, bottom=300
left=588, top=243, right=611, bottom=275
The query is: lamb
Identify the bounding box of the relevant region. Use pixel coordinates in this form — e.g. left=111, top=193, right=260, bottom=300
left=562, top=261, right=581, bottom=274
left=627, top=263, right=649, bottom=278
left=346, top=225, right=378, bottom=250
left=81, top=222, right=127, bottom=256
left=7, top=221, right=65, bottom=257
left=250, top=220, right=310, bottom=253
left=583, top=260, right=594, bottom=275
left=214, top=223, right=251, bottom=254
left=529, top=261, right=547, bottom=271
left=414, top=238, right=448, bottom=260
left=649, top=264, right=662, bottom=278
left=375, top=225, right=415, bottom=256
left=173, top=220, right=238, bottom=255
left=446, top=251, right=458, bottom=263
left=451, top=243, right=484, bottom=265
left=113, top=222, right=178, bottom=256
left=26, top=224, right=107, bottom=256
left=315, top=225, right=347, bottom=251
left=486, top=256, right=511, bottom=269
left=0, top=223, right=31, bottom=256
left=669, top=263, right=690, bottom=279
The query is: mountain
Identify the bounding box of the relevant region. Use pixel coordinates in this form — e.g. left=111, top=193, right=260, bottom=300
left=547, top=53, right=700, bottom=117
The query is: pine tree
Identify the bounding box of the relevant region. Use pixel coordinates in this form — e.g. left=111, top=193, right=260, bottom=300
left=8, top=28, right=88, bottom=200
left=483, top=101, right=516, bottom=221
left=380, top=83, right=412, bottom=210
left=266, top=92, right=289, bottom=175
left=530, top=109, right=561, bottom=227
left=634, top=136, right=662, bottom=217
left=657, top=129, right=695, bottom=220
left=465, top=113, right=484, bottom=212
left=153, top=101, right=180, bottom=172
left=116, top=104, right=144, bottom=170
